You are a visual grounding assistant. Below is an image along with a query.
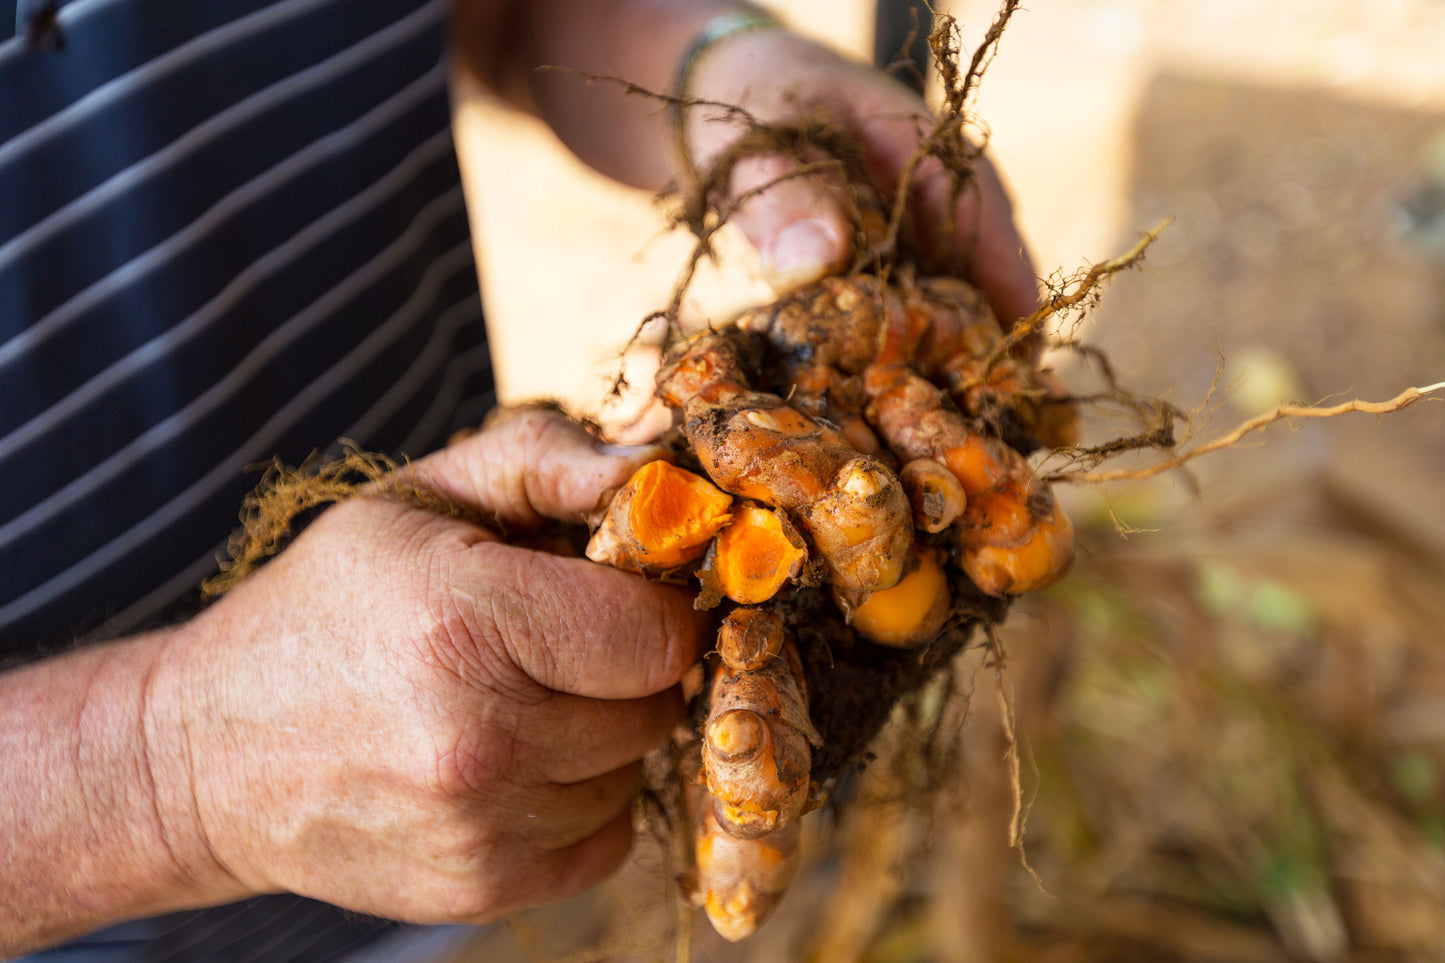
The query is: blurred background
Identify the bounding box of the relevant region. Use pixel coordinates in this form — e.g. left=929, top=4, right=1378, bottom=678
left=448, top=1, right=1445, bottom=959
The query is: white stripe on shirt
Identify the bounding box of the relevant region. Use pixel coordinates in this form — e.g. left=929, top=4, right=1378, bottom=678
left=342, top=297, right=485, bottom=446
left=89, top=294, right=486, bottom=641
left=0, top=197, right=469, bottom=552
left=397, top=343, right=492, bottom=456
left=0, top=63, right=447, bottom=373
left=0, top=0, right=447, bottom=270
left=0, top=126, right=456, bottom=462
left=0, top=0, right=344, bottom=164
left=0, top=238, right=475, bottom=625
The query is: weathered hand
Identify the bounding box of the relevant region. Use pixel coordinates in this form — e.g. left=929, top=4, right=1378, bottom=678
left=147, top=410, right=707, bottom=923
left=682, top=27, right=1039, bottom=332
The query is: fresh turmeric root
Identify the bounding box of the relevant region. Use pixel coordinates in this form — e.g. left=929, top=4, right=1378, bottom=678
left=685, top=609, right=819, bottom=940
left=851, top=548, right=952, bottom=648
left=690, top=805, right=802, bottom=942
left=958, top=482, right=1075, bottom=596
left=715, top=607, right=786, bottom=671
left=583, top=268, right=1078, bottom=940
left=701, top=613, right=821, bottom=839
left=657, top=331, right=913, bottom=612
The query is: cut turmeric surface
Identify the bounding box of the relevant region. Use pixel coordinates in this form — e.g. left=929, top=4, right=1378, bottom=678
left=705, top=504, right=808, bottom=605
left=585, top=460, right=732, bottom=573
left=658, top=333, right=913, bottom=610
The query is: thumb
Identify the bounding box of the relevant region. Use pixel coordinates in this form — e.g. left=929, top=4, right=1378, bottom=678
left=414, top=407, right=667, bottom=529
left=727, top=153, right=854, bottom=294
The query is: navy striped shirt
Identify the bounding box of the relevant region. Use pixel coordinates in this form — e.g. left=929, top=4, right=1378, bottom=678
left=0, top=0, right=494, bottom=658
left=3, top=0, right=493, bottom=957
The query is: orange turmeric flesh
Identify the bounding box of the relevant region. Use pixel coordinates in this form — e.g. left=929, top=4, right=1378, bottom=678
left=658, top=333, right=912, bottom=610
left=585, top=460, right=732, bottom=573
left=708, top=505, right=808, bottom=605
left=851, top=550, right=951, bottom=648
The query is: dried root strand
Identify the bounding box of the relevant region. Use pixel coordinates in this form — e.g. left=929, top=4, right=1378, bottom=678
left=993, top=217, right=1173, bottom=363
left=204, top=446, right=484, bottom=596
left=1049, top=382, right=1445, bottom=485
left=584, top=460, right=733, bottom=574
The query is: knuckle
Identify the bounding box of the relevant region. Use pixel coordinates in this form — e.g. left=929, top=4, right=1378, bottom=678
left=430, top=721, right=519, bottom=800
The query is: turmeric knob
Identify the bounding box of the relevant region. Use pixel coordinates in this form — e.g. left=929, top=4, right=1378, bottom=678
left=692, top=806, right=802, bottom=942
left=851, top=550, right=951, bottom=648
left=707, top=710, right=767, bottom=761
left=961, top=498, right=1075, bottom=596
left=703, top=643, right=820, bottom=840
left=941, top=431, right=1020, bottom=496
left=800, top=456, right=912, bottom=611
left=958, top=484, right=1034, bottom=548
left=900, top=458, right=967, bottom=533
left=717, top=608, right=786, bottom=671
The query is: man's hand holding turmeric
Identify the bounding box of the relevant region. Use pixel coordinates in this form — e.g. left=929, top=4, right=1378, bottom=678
left=144, top=412, right=708, bottom=924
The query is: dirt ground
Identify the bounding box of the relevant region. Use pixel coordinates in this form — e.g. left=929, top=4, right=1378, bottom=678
left=445, top=2, right=1445, bottom=960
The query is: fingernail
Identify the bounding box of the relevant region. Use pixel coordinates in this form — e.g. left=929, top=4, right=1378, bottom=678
left=764, top=219, right=841, bottom=294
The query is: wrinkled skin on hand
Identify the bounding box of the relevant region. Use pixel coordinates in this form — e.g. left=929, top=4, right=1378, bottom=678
left=148, top=410, right=709, bottom=924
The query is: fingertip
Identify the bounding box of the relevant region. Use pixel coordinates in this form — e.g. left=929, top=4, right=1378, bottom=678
left=652, top=582, right=713, bottom=690
left=729, top=155, right=852, bottom=293
left=613, top=571, right=711, bottom=696
left=764, top=217, right=848, bottom=293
